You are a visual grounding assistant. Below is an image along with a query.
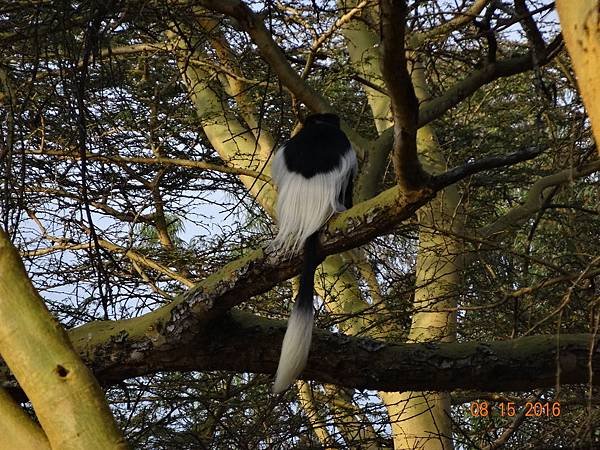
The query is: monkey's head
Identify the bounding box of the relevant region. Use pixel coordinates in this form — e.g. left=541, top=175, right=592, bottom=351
left=303, top=113, right=340, bottom=128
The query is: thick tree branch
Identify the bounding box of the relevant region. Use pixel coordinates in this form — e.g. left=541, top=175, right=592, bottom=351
left=66, top=312, right=600, bottom=392
left=108, top=184, right=434, bottom=337
left=380, top=0, right=428, bottom=190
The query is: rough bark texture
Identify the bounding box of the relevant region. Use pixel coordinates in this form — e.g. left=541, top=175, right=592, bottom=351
left=67, top=313, right=600, bottom=392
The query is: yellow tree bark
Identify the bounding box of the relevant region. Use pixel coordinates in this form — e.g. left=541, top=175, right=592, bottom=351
left=341, top=5, right=460, bottom=447
left=387, top=125, right=460, bottom=450
left=0, top=229, right=128, bottom=450
left=556, top=1, right=600, bottom=152
left=168, top=31, right=277, bottom=216
left=372, top=122, right=459, bottom=450
left=0, top=387, right=50, bottom=450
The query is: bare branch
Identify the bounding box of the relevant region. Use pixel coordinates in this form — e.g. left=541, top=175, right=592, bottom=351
left=197, top=0, right=330, bottom=113
left=196, top=0, right=370, bottom=151
left=432, top=146, right=544, bottom=189
left=482, top=392, right=543, bottom=450
left=30, top=150, right=271, bottom=182
left=410, top=0, right=491, bottom=46
left=301, top=0, right=371, bottom=79
left=94, top=236, right=195, bottom=288
left=514, top=0, right=547, bottom=55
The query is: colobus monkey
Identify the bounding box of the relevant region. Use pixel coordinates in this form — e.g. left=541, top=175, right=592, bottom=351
left=270, top=113, right=357, bottom=393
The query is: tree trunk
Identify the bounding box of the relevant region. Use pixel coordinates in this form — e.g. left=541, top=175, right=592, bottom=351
left=556, top=1, right=600, bottom=154
left=0, top=230, right=127, bottom=450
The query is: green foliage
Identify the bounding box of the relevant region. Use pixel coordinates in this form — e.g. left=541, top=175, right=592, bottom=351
left=0, top=1, right=597, bottom=448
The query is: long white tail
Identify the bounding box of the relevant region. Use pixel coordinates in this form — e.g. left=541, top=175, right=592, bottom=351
left=272, top=297, right=314, bottom=393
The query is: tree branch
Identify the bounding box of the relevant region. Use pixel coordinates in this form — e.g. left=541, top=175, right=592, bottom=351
left=432, top=146, right=544, bottom=189
left=479, top=159, right=600, bottom=239
left=380, top=0, right=429, bottom=190
left=301, top=0, right=371, bottom=79
left=0, top=387, right=50, bottom=449
left=410, top=0, right=491, bottom=46
left=371, top=34, right=564, bottom=170
left=30, top=150, right=271, bottom=182
left=419, top=34, right=563, bottom=126
left=195, top=0, right=370, bottom=152
left=65, top=311, right=600, bottom=392
left=197, top=0, right=330, bottom=113
left=0, top=229, right=126, bottom=448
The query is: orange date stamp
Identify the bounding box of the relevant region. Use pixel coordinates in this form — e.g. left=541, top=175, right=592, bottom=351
left=469, top=401, right=561, bottom=417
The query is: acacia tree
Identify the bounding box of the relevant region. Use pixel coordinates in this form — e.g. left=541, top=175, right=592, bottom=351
left=0, top=1, right=599, bottom=448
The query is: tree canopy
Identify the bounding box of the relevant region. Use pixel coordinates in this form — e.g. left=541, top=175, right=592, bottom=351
left=0, top=1, right=598, bottom=449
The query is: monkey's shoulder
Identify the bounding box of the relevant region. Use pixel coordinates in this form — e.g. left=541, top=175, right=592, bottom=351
left=282, top=125, right=352, bottom=177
